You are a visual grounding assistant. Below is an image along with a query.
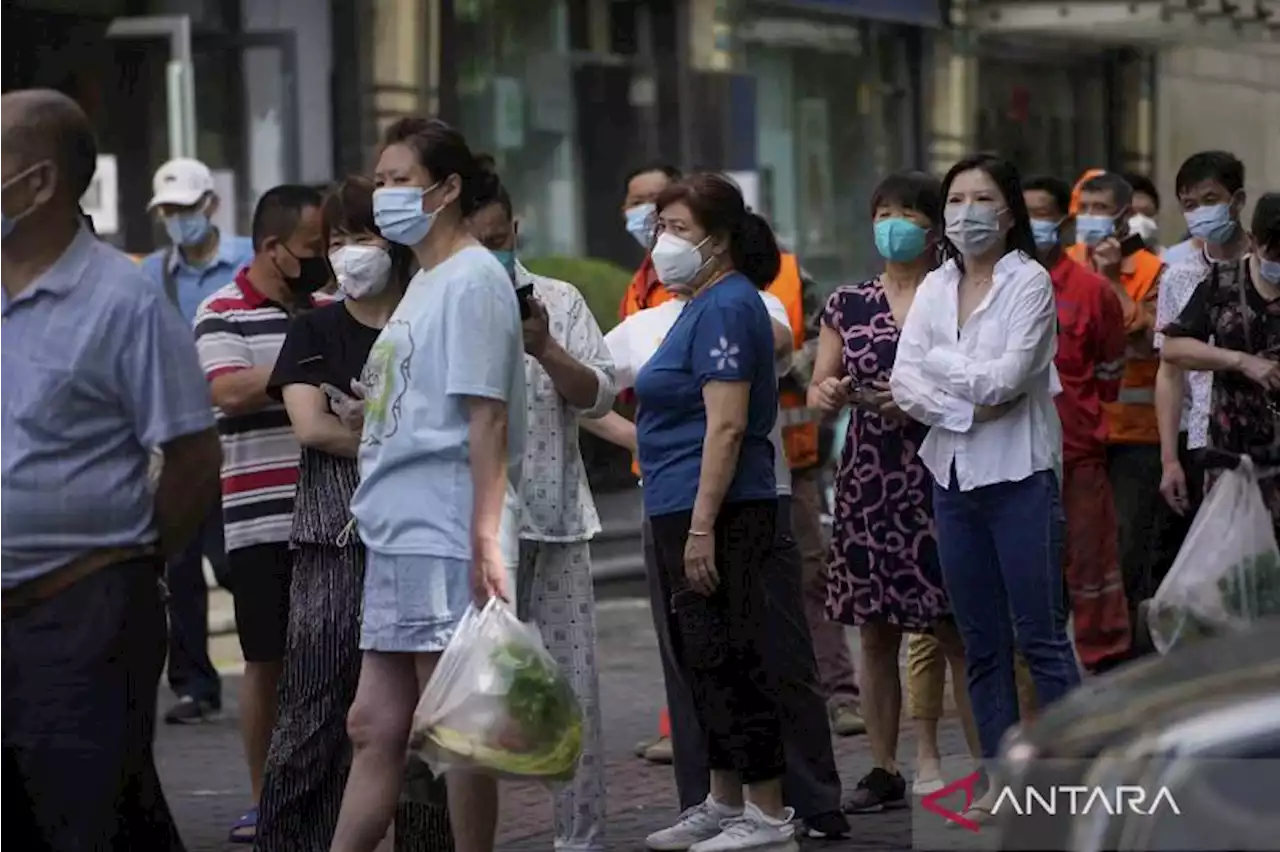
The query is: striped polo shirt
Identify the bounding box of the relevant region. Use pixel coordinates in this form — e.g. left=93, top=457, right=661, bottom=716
left=194, top=269, right=328, bottom=552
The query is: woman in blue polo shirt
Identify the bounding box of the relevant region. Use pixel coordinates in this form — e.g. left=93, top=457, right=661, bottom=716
left=635, top=172, right=796, bottom=852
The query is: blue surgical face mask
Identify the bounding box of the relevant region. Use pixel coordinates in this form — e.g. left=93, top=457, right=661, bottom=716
left=373, top=182, right=440, bottom=247
left=1259, top=256, right=1280, bottom=286
left=1030, top=219, right=1061, bottom=251
left=164, top=210, right=212, bottom=247
left=944, top=203, right=1005, bottom=257
left=1184, top=203, right=1237, bottom=245
left=625, top=203, right=656, bottom=248
left=490, top=248, right=516, bottom=279
left=873, top=218, right=928, bottom=262
left=1075, top=214, right=1115, bottom=246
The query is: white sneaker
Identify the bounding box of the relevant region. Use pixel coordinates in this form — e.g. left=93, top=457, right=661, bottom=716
left=646, top=795, right=743, bottom=851
left=689, top=803, right=798, bottom=852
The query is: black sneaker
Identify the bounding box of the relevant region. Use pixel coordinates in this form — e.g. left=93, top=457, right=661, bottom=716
left=164, top=695, right=221, bottom=725
left=804, top=810, right=851, bottom=839
left=842, top=768, right=908, bottom=814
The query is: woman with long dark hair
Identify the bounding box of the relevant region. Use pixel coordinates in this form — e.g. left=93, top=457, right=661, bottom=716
left=258, top=177, right=450, bottom=851
left=889, top=153, right=1080, bottom=823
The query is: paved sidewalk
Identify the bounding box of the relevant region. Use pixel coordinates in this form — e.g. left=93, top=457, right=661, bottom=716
left=158, top=599, right=973, bottom=851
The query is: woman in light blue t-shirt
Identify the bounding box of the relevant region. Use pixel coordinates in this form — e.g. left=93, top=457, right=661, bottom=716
left=330, top=118, right=523, bottom=852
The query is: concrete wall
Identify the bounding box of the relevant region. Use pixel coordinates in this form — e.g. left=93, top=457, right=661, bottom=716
left=1154, top=44, right=1280, bottom=234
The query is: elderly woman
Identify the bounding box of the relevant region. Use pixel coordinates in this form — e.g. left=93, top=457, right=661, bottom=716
left=633, top=172, right=800, bottom=852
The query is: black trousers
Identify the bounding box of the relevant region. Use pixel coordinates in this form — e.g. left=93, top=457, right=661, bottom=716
left=648, top=498, right=842, bottom=813
left=1150, top=432, right=1206, bottom=592
left=165, top=507, right=223, bottom=705
left=650, top=500, right=782, bottom=785
left=2, top=557, right=186, bottom=852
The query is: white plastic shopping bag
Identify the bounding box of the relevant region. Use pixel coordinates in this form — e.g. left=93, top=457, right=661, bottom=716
left=409, top=599, right=583, bottom=782
left=1149, top=457, right=1280, bottom=653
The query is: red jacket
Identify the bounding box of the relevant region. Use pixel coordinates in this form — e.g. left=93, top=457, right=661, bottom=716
left=1051, top=254, right=1127, bottom=465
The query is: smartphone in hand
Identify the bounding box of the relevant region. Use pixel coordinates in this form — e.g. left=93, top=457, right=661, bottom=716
left=516, top=281, right=534, bottom=320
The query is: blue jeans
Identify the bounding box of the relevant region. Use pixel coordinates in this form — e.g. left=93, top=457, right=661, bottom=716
left=933, top=468, right=1080, bottom=760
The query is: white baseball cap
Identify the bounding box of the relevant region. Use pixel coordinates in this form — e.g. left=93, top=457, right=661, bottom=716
left=147, top=158, right=214, bottom=210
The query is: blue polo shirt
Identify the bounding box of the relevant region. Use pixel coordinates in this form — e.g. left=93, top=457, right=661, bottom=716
left=140, top=231, right=255, bottom=324
left=2, top=227, right=216, bottom=587
left=634, top=272, right=777, bottom=517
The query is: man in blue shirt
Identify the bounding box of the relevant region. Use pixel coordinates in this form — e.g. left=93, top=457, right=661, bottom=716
left=141, top=157, right=255, bottom=322
left=2, top=88, right=223, bottom=850
left=141, top=156, right=255, bottom=724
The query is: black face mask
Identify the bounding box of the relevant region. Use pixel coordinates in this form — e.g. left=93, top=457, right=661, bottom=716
left=279, top=246, right=332, bottom=296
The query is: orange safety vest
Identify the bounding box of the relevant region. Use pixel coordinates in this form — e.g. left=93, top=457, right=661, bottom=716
left=619, top=255, right=675, bottom=320
left=766, top=253, right=820, bottom=470
left=1067, top=243, right=1163, bottom=445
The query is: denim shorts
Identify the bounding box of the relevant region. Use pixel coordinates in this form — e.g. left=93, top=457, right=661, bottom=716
left=360, top=551, right=472, bottom=653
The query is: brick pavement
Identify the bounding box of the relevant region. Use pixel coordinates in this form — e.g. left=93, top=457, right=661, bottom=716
left=158, top=600, right=973, bottom=852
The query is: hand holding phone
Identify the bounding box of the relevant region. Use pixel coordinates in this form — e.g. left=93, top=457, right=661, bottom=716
left=320, top=381, right=366, bottom=432
left=813, top=375, right=857, bottom=412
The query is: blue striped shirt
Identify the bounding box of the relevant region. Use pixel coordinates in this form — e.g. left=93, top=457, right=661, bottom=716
left=1, top=227, right=216, bottom=588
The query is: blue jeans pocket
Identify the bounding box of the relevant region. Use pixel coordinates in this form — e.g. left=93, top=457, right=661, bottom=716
left=671, top=588, right=729, bottom=670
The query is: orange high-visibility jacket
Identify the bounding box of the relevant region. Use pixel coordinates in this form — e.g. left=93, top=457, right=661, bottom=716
left=1067, top=243, right=1163, bottom=446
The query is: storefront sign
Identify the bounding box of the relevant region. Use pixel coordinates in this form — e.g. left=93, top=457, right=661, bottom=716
left=753, top=0, right=944, bottom=28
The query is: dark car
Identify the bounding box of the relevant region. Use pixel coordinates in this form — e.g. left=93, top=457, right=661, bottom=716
left=995, top=618, right=1280, bottom=851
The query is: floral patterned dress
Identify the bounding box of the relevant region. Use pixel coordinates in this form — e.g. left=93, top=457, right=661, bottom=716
left=823, top=279, right=950, bottom=629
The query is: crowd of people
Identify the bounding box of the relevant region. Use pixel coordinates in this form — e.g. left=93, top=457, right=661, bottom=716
left=4, top=83, right=1280, bottom=852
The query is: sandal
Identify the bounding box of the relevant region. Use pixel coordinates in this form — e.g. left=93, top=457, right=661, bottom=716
left=228, top=808, right=257, bottom=844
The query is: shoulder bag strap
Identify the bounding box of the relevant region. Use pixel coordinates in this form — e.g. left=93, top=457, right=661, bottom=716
left=162, top=247, right=181, bottom=308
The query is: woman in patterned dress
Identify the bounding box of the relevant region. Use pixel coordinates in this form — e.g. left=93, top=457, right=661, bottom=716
left=808, top=172, right=977, bottom=812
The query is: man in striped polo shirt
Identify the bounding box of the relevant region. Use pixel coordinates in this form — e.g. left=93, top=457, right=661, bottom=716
left=194, top=184, right=331, bottom=843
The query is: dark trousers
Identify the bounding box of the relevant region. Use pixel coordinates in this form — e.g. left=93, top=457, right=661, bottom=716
left=647, top=498, right=843, bottom=816
left=650, top=501, right=782, bottom=785
left=165, top=508, right=223, bottom=705
left=1150, top=433, right=1205, bottom=591
left=2, top=557, right=186, bottom=851
left=1107, top=444, right=1165, bottom=615
left=933, top=470, right=1081, bottom=760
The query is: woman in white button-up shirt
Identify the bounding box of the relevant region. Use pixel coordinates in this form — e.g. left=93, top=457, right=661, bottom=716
left=889, top=154, right=1080, bottom=818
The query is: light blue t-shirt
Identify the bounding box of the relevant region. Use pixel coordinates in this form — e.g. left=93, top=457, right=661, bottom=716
left=351, top=245, right=526, bottom=558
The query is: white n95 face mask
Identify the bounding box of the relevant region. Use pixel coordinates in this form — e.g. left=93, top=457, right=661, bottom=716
left=330, top=245, right=392, bottom=300
left=1128, top=214, right=1159, bottom=247
left=650, top=232, right=710, bottom=288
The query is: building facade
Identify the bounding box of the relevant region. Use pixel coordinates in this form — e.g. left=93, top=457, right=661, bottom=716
left=958, top=0, right=1280, bottom=233
left=732, top=0, right=939, bottom=286
left=5, top=0, right=333, bottom=252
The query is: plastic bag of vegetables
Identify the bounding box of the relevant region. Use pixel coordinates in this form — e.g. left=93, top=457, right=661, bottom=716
left=1149, top=457, right=1280, bottom=654
left=409, top=599, right=584, bottom=781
